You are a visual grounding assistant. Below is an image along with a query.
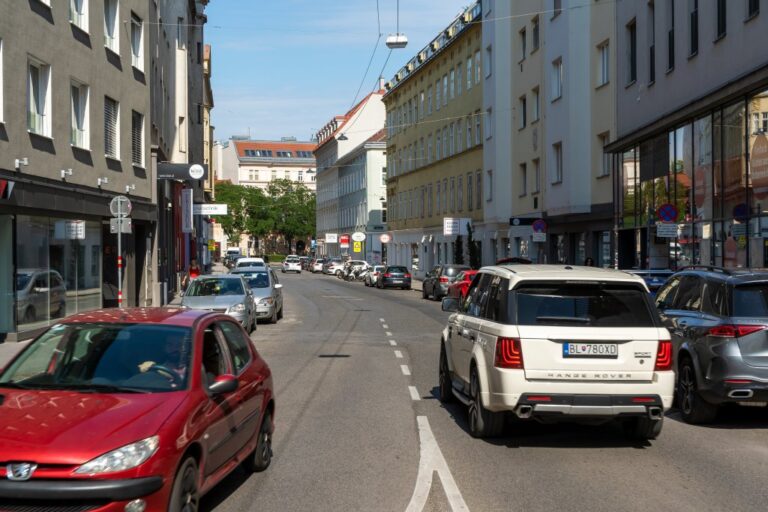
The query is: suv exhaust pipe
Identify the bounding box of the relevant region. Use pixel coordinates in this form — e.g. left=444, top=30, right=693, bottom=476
left=728, top=389, right=754, bottom=399
left=516, top=405, right=533, bottom=419
left=647, top=406, right=663, bottom=420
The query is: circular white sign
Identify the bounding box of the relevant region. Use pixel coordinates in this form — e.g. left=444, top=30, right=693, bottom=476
left=351, top=232, right=366, bottom=242
left=109, top=195, right=132, bottom=217
left=189, top=164, right=205, bottom=180
left=379, top=233, right=391, bottom=243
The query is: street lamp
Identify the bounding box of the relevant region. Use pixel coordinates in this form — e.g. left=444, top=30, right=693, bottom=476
left=386, top=0, right=408, bottom=49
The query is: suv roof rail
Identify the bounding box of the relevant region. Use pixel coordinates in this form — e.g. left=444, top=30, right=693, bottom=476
left=681, top=265, right=733, bottom=275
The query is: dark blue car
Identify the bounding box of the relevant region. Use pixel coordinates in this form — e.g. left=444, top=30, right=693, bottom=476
left=625, top=270, right=674, bottom=296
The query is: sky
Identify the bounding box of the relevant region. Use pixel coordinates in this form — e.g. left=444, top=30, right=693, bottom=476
left=206, top=0, right=470, bottom=142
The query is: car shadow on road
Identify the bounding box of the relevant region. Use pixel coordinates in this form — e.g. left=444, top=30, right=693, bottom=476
left=429, top=386, right=653, bottom=449
left=199, top=465, right=253, bottom=512
left=665, top=404, right=768, bottom=430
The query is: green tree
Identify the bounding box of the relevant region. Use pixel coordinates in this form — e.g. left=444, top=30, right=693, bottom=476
left=214, top=182, right=248, bottom=243
left=266, top=179, right=316, bottom=252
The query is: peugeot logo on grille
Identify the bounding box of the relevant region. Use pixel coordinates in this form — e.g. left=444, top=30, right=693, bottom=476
left=7, top=462, right=37, bottom=481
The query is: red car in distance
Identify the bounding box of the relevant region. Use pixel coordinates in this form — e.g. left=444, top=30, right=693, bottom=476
left=0, top=308, right=274, bottom=512
left=447, top=270, right=478, bottom=300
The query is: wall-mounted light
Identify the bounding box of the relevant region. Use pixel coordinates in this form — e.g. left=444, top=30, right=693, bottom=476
left=60, top=169, right=73, bottom=180
left=125, top=184, right=136, bottom=193
left=97, top=177, right=109, bottom=187
left=337, top=133, right=348, bottom=141
left=14, top=158, right=29, bottom=171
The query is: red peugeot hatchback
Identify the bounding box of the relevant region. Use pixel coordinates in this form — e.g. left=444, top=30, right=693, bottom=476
left=0, top=308, right=274, bottom=511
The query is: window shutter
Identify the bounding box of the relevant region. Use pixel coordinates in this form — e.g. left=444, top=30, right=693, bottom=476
left=105, top=97, right=118, bottom=158
left=131, top=111, right=143, bottom=166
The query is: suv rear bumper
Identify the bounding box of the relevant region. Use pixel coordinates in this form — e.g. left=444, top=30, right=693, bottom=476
left=701, top=380, right=768, bottom=404
left=516, top=393, right=664, bottom=418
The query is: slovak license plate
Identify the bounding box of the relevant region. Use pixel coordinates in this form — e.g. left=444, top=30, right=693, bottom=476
left=563, top=343, right=618, bottom=358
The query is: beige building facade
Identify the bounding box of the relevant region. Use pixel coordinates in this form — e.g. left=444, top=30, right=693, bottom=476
left=383, top=2, right=484, bottom=276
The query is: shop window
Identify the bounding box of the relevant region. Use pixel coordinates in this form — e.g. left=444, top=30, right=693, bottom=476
left=720, top=101, right=747, bottom=232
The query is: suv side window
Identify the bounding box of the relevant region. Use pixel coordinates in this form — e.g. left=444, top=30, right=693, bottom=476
left=218, top=321, right=252, bottom=374
left=655, top=276, right=681, bottom=309
left=484, top=277, right=509, bottom=323
left=673, top=276, right=703, bottom=311
left=701, top=279, right=728, bottom=316
left=466, top=273, right=492, bottom=318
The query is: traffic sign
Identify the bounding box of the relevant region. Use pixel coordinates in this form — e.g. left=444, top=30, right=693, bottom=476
left=353, top=241, right=362, bottom=253
left=657, top=203, right=678, bottom=223
left=380, top=233, right=391, bottom=243
left=532, top=219, right=547, bottom=233
left=352, top=231, right=366, bottom=242
left=340, top=234, right=351, bottom=248
left=110, top=217, right=132, bottom=234
left=733, top=203, right=749, bottom=222
left=110, top=195, right=132, bottom=218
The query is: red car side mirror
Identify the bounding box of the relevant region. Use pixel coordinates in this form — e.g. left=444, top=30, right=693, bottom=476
left=208, top=374, right=238, bottom=395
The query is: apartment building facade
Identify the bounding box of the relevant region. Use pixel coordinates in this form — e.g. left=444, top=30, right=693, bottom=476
left=219, top=139, right=317, bottom=191
left=383, top=2, right=484, bottom=277
left=0, top=0, right=155, bottom=339
left=608, top=0, right=768, bottom=270
left=314, top=92, right=385, bottom=257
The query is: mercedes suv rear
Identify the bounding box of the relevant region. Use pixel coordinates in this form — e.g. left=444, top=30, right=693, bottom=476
left=439, top=265, right=674, bottom=440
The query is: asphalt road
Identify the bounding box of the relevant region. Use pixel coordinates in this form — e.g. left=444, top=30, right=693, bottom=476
left=203, top=271, right=768, bottom=512
left=0, top=271, right=765, bottom=511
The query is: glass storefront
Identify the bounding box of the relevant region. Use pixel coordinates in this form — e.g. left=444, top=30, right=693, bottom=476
left=616, top=89, right=768, bottom=269
left=13, top=216, right=102, bottom=332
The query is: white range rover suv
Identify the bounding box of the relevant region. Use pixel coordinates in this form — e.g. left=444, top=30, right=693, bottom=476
left=439, top=265, right=674, bottom=440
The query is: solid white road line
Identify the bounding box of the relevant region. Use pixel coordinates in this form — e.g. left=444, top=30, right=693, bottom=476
left=401, top=365, right=411, bottom=376
left=382, top=324, right=389, bottom=329
left=405, top=416, right=470, bottom=512
left=408, top=386, right=420, bottom=401
left=386, top=331, right=393, bottom=336
left=389, top=340, right=397, bottom=346
left=395, top=350, right=403, bottom=359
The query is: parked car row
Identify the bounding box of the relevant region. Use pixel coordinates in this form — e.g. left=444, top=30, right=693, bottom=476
left=438, top=263, right=768, bottom=443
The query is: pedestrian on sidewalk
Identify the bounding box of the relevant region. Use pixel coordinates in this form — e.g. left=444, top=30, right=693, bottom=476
left=183, top=259, right=202, bottom=290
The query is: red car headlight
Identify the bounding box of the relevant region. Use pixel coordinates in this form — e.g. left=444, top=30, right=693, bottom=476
left=74, top=436, right=159, bottom=475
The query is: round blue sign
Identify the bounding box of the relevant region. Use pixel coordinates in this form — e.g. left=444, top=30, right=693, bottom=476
left=532, top=219, right=547, bottom=233
left=733, top=203, right=749, bottom=222
left=657, top=203, right=678, bottom=223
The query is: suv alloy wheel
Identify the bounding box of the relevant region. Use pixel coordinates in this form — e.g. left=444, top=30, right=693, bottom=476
left=468, top=365, right=504, bottom=438
left=677, top=357, right=719, bottom=424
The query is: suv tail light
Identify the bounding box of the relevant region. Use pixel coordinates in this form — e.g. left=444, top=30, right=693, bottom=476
left=439, top=276, right=449, bottom=283
left=405, top=273, right=412, bottom=278
left=709, top=325, right=766, bottom=338
left=654, top=340, right=673, bottom=371
left=495, top=337, right=523, bottom=369
left=383, top=273, right=391, bottom=278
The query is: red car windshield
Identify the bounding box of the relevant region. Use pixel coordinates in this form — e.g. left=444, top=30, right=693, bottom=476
left=0, top=323, right=193, bottom=393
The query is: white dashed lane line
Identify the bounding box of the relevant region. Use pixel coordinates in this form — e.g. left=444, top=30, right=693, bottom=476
left=394, top=350, right=403, bottom=359
left=386, top=331, right=393, bottom=336
left=401, top=365, right=411, bottom=376
left=389, top=340, right=397, bottom=346
left=408, top=386, right=420, bottom=401
left=379, top=318, right=386, bottom=322
left=382, top=324, right=389, bottom=329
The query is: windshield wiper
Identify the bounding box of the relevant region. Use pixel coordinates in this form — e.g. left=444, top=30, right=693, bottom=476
left=55, top=383, right=150, bottom=394
left=536, top=316, right=591, bottom=324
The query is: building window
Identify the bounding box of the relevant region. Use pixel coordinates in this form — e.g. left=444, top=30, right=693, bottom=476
left=435, top=79, right=441, bottom=111
left=475, top=50, right=481, bottom=84
left=476, top=170, right=482, bottom=206
left=69, top=0, right=89, bottom=31
left=457, top=175, right=463, bottom=211
left=466, top=56, right=473, bottom=90
left=271, top=169, right=277, bottom=181
left=597, top=41, right=609, bottom=86
left=436, top=130, right=442, bottom=159
left=532, top=16, right=540, bottom=50
left=475, top=112, right=482, bottom=144
left=104, top=96, right=119, bottom=159
left=485, top=45, right=493, bottom=78
left=28, top=59, right=51, bottom=137
left=532, top=87, right=540, bottom=121
left=442, top=75, right=448, bottom=106
left=131, top=13, right=143, bottom=70
left=553, top=0, right=562, bottom=18
left=131, top=111, right=143, bottom=167
left=457, top=119, right=463, bottom=153
left=456, top=64, right=462, bottom=96
left=104, top=0, right=119, bottom=53
left=467, top=173, right=474, bottom=211
left=519, top=29, right=526, bottom=61
left=598, top=132, right=610, bottom=177
left=520, top=163, right=527, bottom=196
left=748, top=0, right=760, bottom=18
left=427, top=86, right=433, bottom=115
left=442, top=178, right=448, bottom=213
left=627, top=19, right=637, bottom=83
left=450, top=177, right=455, bottom=212
left=552, top=142, right=563, bottom=183
left=177, top=17, right=186, bottom=49
left=442, top=127, right=448, bottom=158
left=551, top=58, right=563, bottom=100
left=716, top=0, right=726, bottom=39
left=667, top=0, right=675, bottom=71
left=485, top=170, right=493, bottom=202
left=419, top=90, right=425, bottom=119
left=519, top=96, right=527, bottom=129
left=178, top=116, right=186, bottom=153
left=427, top=135, right=433, bottom=163
left=533, top=158, right=540, bottom=193
left=689, top=0, right=698, bottom=55
left=70, top=81, right=89, bottom=149
left=449, top=123, right=455, bottom=156
left=648, top=2, right=656, bottom=83
left=449, top=69, right=455, bottom=99
left=466, top=115, right=473, bottom=147
left=436, top=181, right=441, bottom=214
left=284, top=170, right=290, bottom=180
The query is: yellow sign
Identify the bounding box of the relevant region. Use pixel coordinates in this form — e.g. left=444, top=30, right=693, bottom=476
left=208, top=240, right=216, bottom=251
left=353, top=241, right=362, bottom=253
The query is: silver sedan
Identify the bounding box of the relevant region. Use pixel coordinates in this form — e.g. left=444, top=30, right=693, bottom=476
left=180, top=275, right=257, bottom=332
left=231, top=268, right=284, bottom=323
